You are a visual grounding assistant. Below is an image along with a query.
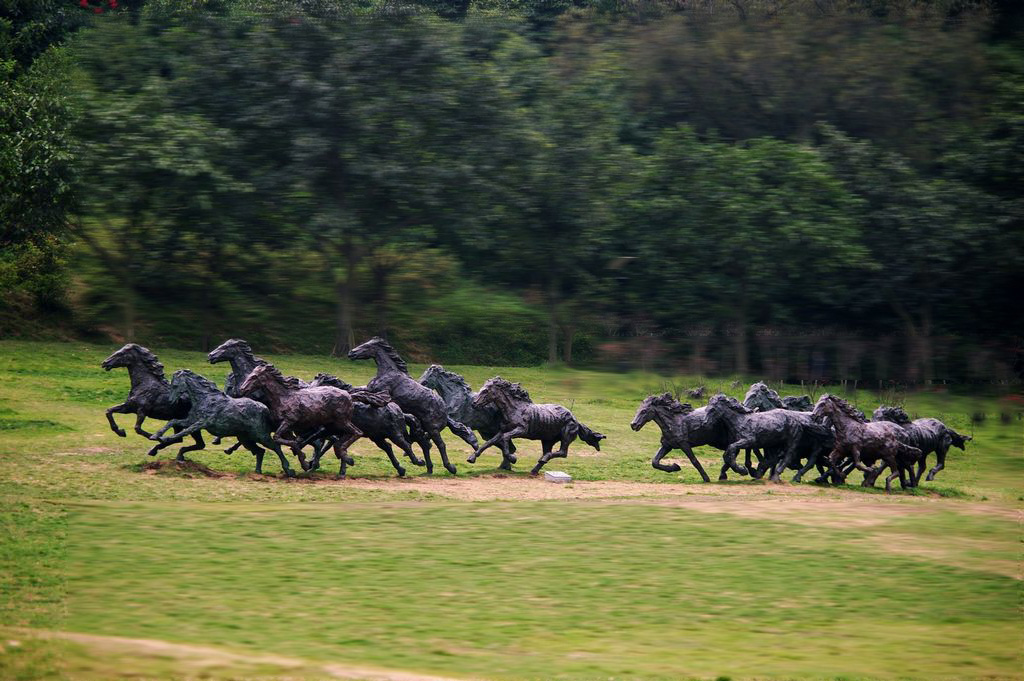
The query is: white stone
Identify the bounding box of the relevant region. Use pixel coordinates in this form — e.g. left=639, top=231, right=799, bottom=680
left=544, top=471, right=572, bottom=483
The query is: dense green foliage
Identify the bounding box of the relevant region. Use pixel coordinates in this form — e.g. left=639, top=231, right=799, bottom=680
left=1, top=0, right=1022, bottom=378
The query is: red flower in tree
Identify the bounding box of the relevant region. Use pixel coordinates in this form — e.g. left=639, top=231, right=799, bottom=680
left=79, top=0, right=88, bottom=6
left=109, top=0, right=118, bottom=7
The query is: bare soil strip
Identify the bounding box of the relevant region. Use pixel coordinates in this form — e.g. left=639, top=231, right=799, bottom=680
left=37, top=629, right=477, bottom=681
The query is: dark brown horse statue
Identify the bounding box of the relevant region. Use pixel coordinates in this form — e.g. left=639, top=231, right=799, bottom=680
left=237, top=364, right=388, bottom=478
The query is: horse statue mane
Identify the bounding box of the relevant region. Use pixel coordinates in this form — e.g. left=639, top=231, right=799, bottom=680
left=370, top=337, right=408, bottom=375
left=420, top=364, right=471, bottom=392
left=255, top=363, right=305, bottom=390
left=873, top=405, right=912, bottom=424
left=125, top=344, right=167, bottom=381
left=820, top=394, right=868, bottom=422
left=650, top=392, right=694, bottom=415
left=709, top=393, right=753, bottom=414
left=482, top=376, right=532, bottom=403
left=172, top=369, right=219, bottom=393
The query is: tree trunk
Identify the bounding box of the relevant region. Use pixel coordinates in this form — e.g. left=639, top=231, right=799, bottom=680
left=332, top=243, right=358, bottom=357
left=547, top=277, right=559, bottom=364
left=563, top=322, right=575, bottom=365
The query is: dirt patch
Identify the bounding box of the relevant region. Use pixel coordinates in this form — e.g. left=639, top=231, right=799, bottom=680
left=140, top=459, right=230, bottom=479
left=33, top=630, right=476, bottom=681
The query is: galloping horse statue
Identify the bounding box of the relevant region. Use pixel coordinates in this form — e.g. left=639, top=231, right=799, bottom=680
left=705, top=395, right=833, bottom=483
left=418, top=364, right=514, bottom=458
left=470, top=377, right=606, bottom=475
left=812, top=394, right=922, bottom=492
left=307, top=372, right=425, bottom=476
left=630, top=393, right=723, bottom=482
left=348, top=337, right=478, bottom=475
left=148, top=369, right=295, bottom=476
left=872, top=405, right=970, bottom=485
left=237, top=364, right=388, bottom=478
left=101, top=344, right=203, bottom=461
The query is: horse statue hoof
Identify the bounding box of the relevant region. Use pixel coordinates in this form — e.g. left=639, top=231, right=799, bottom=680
left=466, top=455, right=476, bottom=463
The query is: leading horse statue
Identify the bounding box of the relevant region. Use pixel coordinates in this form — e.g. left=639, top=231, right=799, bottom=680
left=102, top=344, right=203, bottom=461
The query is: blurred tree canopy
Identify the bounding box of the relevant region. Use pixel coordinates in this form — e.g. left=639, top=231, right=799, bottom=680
left=1, top=0, right=1021, bottom=381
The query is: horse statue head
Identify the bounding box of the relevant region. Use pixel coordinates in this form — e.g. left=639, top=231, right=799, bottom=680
left=472, top=376, right=532, bottom=411
left=872, top=405, right=912, bottom=424
left=101, top=343, right=165, bottom=377
left=237, top=363, right=302, bottom=397
left=742, top=382, right=784, bottom=412
left=208, top=338, right=259, bottom=365
left=631, top=393, right=694, bottom=431
left=168, top=369, right=219, bottom=403
left=812, top=394, right=867, bottom=425
left=348, top=337, right=409, bottom=375
left=419, top=364, right=472, bottom=397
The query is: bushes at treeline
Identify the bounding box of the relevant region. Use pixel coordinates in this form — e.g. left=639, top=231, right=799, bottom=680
left=1, top=0, right=1022, bottom=381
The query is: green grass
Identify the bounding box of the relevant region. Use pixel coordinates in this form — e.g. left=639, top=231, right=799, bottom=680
left=0, top=340, right=1021, bottom=680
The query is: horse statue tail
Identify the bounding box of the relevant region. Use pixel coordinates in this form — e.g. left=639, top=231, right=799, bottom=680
left=446, top=417, right=479, bottom=449
left=351, top=390, right=391, bottom=408
left=577, top=421, right=606, bottom=451
left=947, top=428, right=972, bottom=450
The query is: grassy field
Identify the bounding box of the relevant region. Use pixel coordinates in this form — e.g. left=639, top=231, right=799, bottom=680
left=0, top=340, right=1021, bottom=681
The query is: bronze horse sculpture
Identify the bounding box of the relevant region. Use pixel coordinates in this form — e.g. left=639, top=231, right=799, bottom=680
left=470, top=377, right=606, bottom=475
left=306, top=372, right=425, bottom=476
left=101, top=344, right=203, bottom=461
left=706, top=395, right=833, bottom=483
left=148, top=369, right=295, bottom=476
left=872, top=405, right=970, bottom=484
left=237, top=364, right=389, bottom=478
left=419, top=364, right=515, bottom=458
left=812, top=394, right=923, bottom=492
left=348, top=337, right=478, bottom=475
left=630, top=393, right=719, bottom=482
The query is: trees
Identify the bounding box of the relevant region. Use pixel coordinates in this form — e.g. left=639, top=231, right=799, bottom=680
left=627, top=127, right=865, bottom=374
left=0, top=0, right=82, bottom=317
left=818, top=126, right=1000, bottom=383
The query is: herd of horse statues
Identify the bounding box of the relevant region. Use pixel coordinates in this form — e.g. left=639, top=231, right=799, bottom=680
left=102, top=338, right=970, bottom=492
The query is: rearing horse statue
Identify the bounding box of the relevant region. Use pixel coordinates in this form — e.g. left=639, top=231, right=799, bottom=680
left=348, top=337, right=478, bottom=475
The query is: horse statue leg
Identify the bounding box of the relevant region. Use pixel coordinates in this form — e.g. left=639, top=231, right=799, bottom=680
left=372, top=437, right=406, bottom=477
left=105, top=402, right=129, bottom=437
left=430, top=429, right=458, bottom=475
left=174, top=430, right=206, bottom=462
left=132, top=412, right=153, bottom=438
left=651, top=443, right=680, bottom=473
